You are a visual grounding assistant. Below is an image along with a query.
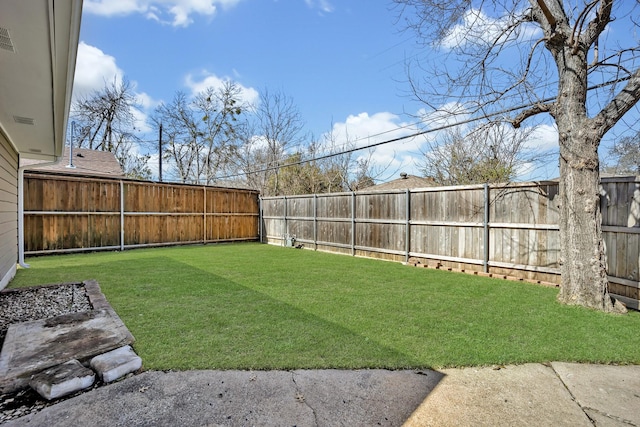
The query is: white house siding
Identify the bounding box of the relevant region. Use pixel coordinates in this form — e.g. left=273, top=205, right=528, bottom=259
left=0, top=133, right=18, bottom=290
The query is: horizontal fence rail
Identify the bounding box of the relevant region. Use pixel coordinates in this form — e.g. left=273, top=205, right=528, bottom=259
left=24, top=172, right=260, bottom=254
left=260, top=178, right=640, bottom=310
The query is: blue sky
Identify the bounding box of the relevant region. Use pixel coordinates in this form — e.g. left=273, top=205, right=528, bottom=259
left=72, top=0, right=639, bottom=183
left=77, top=0, right=417, bottom=123
left=74, top=0, right=442, bottom=182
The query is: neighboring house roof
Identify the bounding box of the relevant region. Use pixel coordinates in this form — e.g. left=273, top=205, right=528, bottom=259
left=0, top=0, right=82, bottom=163
left=600, top=172, right=639, bottom=179
left=24, top=147, right=125, bottom=178
left=365, top=173, right=436, bottom=191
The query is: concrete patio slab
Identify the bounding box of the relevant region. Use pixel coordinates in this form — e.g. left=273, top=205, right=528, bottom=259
left=3, top=363, right=638, bottom=426
left=403, top=363, right=593, bottom=427
left=3, top=369, right=440, bottom=427
left=551, top=362, right=640, bottom=426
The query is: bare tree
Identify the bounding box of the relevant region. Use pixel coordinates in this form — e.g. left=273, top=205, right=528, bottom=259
left=396, top=0, right=640, bottom=312
left=605, top=133, right=640, bottom=175
left=153, top=81, right=243, bottom=184
left=250, top=89, right=306, bottom=196
left=422, top=122, right=541, bottom=185
left=71, top=78, right=150, bottom=178
left=230, top=120, right=264, bottom=190
left=315, top=124, right=394, bottom=191
left=153, top=91, right=197, bottom=182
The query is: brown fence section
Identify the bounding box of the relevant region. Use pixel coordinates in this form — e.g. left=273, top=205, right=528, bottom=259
left=24, top=172, right=259, bottom=253
left=261, top=177, right=640, bottom=309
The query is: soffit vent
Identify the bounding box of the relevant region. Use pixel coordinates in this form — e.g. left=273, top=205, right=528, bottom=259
left=14, top=116, right=35, bottom=125
left=0, top=27, right=15, bottom=53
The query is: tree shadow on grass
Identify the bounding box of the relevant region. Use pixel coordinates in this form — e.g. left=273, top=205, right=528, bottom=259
left=47, top=257, right=421, bottom=371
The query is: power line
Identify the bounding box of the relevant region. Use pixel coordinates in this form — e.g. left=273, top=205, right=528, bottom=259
left=213, top=75, right=635, bottom=181
left=214, top=104, right=531, bottom=180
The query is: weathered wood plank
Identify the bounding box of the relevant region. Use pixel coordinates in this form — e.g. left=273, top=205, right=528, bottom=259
left=24, top=174, right=259, bottom=253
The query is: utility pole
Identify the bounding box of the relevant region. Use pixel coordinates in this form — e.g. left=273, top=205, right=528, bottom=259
left=158, top=123, right=163, bottom=182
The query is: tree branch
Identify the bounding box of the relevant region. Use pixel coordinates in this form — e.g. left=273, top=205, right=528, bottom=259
left=535, top=0, right=557, bottom=29
left=511, top=102, right=553, bottom=128
left=581, top=0, right=613, bottom=49
left=593, top=67, right=640, bottom=137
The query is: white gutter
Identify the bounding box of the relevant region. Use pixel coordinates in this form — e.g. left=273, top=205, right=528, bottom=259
left=18, top=157, right=62, bottom=268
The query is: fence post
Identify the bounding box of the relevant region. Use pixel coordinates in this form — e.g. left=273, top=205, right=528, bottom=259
left=203, top=186, right=207, bottom=244
left=120, top=180, right=125, bottom=251
left=483, top=183, right=490, bottom=273
left=351, top=192, right=356, bottom=256
left=258, top=196, right=263, bottom=243
left=313, top=194, right=318, bottom=250
left=405, top=189, right=411, bottom=263
left=284, top=196, right=288, bottom=245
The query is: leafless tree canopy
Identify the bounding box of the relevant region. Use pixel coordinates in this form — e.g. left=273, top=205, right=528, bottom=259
left=154, top=81, right=244, bottom=184
left=395, top=0, right=640, bottom=312
left=421, top=122, right=538, bottom=185
left=606, top=132, right=640, bottom=175
left=71, top=79, right=151, bottom=179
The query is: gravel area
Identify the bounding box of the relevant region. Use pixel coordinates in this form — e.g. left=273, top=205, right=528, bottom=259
left=0, top=283, right=94, bottom=424
left=0, top=283, right=92, bottom=344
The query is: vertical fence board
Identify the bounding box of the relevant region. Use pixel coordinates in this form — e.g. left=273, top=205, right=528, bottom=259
left=262, top=178, right=639, bottom=308
left=24, top=173, right=259, bottom=252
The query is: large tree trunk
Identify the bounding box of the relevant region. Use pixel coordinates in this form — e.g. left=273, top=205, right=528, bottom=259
left=556, top=131, right=620, bottom=311
left=549, top=22, right=626, bottom=313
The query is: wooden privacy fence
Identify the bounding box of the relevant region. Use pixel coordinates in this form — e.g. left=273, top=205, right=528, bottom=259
left=260, top=177, right=640, bottom=310
left=24, top=172, right=260, bottom=254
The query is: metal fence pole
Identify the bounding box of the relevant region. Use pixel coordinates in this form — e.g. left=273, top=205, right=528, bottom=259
left=258, top=196, right=263, bottom=243
left=120, top=180, right=125, bottom=251
left=405, top=188, right=411, bottom=263
left=483, top=183, right=490, bottom=273
left=351, top=192, right=356, bottom=256
left=284, top=196, right=288, bottom=245
left=313, top=194, right=318, bottom=250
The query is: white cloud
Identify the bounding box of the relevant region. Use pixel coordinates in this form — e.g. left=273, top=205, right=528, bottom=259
left=84, top=0, right=243, bottom=27
left=73, top=42, right=158, bottom=137
left=72, top=42, right=124, bottom=101
left=441, top=8, right=539, bottom=50
left=83, top=0, right=148, bottom=16
left=512, top=124, right=559, bottom=180
left=325, top=112, right=425, bottom=180
left=524, top=123, right=558, bottom=152
left=304, top=0, right=334, bottom=13
left=133, top=92, right=160, bottom=134
left=184, top=71, right=260, bottom=106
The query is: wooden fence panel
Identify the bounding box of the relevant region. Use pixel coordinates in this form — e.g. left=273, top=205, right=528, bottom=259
left=317, top=193, right=351, bottom=218
left=24, top=176, right=120, bottom=212
left=261, top=177, right=639, bottom=309
left=410, top=187, right=485, bottom=263
left=24, top=214, right=121, bottom=251
left=24, top=172, right=259, bottom=253
left=285, top=196, right=314, bottom=243
left=316, top=194, right=352, bottom=249
left=599, top=179, right=640, bottom=308
left=318, top=220, right=351, bottom=246
left=354, top=192, right=405, bottom=253
left=489, top=183, right=560, bottom=275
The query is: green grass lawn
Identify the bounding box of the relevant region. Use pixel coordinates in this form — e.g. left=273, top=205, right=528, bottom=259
left=9, top=242, right=640, bottom=370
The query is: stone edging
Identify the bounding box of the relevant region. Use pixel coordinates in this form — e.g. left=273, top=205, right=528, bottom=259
left=82, top=280, right=135, bottom=345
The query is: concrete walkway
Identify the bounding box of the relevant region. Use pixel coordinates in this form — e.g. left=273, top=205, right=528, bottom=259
left=4, top=362, right=640, bottom=426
